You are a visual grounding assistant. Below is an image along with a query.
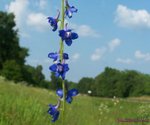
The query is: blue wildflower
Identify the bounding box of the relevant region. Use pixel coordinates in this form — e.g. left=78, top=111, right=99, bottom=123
left=65, top=0, right=78, bottom=18
left=47, top=11, right=60, bottom=31
left=48, top=52, right=69, bottom=61
left=48, top=100, right=60, bottom=122
left=59, top=24, right=78, bottom=46
left=49, top=62, right=69, bottom=80
left=56, top=88, right=78, bottom=103
left=56, top=89, right=64, bottom=98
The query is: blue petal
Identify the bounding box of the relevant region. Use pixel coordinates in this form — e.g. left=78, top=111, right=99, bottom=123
left=70, top=6, right=78, bottom=13
left=52, top=111, right=59, bottom=122
left=65, top=39, right=72, bottom=46
left=61, top=72, right=66, bottom=80
left=48, top=109, right=55, bottom=115
left=71, top=32, right=78, bottom=40
left=68, top=89, right=78, bottom=97
left=48, top=108, right=53, bottom=115
left=48, top=104, right=56, bottom=115
left=59, top=30, right=66, bottom=40
left=47, top=17, right=58, bottom=31
left=52, top=23, right=57, bottom=31
left=65, top=3, right=77, bottom=18
left=48, top=52, right=58, bottom=61
left=55, top=72, right=60, bottom=78
left=63, top=53, right=69, bottom=60
left=47, top=17, right=54, bottom=23
left=66, top=29, right=72, bottom=32
left=49, top=64, right=57, bottom=72
left=66, top=96, right=73, bottom=103
left=56, top=89, right=63, bottom=98
left=63, top=64, right=69, bottom=72
left=66, top=9, right=72, bottom=18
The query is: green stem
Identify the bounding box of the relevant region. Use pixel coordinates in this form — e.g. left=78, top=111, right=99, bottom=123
left=60, top=0, right=65, bottom=125
left=62, top=80, right=65, bottom=125
left=60, top=0, right=65, bottom=61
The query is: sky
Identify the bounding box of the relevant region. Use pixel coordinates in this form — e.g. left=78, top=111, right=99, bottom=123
left=1, top=0, right=150, bottom=82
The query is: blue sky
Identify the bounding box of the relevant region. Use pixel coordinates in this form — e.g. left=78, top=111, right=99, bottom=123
left=1, top=0, right=150, bottom=82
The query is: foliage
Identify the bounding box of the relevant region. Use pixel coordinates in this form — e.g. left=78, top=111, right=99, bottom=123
left=1, top=60, right=23, bottom=82
left=0, top=11, right=47, bottom=87
left=77, top=77, right=94, bottom=94
left=22, top=65, right=45, bottom=86
left=0, top=12, right=28, bottom=69
left=77, top=67, right=150, bottom=98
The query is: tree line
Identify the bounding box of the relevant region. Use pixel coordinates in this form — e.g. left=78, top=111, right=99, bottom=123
left=0, top=12, right=47, bottom=87
left=77, top=67, right=150, bottom=98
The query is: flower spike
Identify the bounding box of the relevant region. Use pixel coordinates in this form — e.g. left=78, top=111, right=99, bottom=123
left=47, top=0, right=79, bottom=123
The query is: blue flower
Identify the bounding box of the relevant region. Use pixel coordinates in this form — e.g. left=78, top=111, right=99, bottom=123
left=65, top=0, right=78, bottom=18
left=56, top=88, right=78, bottom=103
left=48, top=100, right=60, bottom=122
left=49, top=62, right=69, bottom=80
left=47, top=11, right=60, bottom=31
left=48, top=52, right=69, bottom=61
left=59, top=24, right=78, bottom=46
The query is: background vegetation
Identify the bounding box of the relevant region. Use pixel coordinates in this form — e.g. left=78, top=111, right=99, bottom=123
left=77, top=67, right=150, bottom=98
left=0, top=11, right=150, bottom=98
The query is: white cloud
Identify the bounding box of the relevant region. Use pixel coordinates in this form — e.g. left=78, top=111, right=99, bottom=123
left=115, top=5, right=150, bottom=28
left=27, top=13, right=49, bottom=31
left=71, top=53, right=80, bottom=62
left=6, top=0, right=29, bottom=26
left=66, top=21, right=100, bottom=38
left=19, top=32, right=30, bottom=38
left=39, top=0, right=47, bottom=9
left=116, top=58, right=133, bottom=64
left=91, top=48, right=106, bottom=61
left=108, top=38, right=121, bottom=51
left=91, top=38, right=121, bottom=61
left=135, top=50, right=150, bottom=61
left=6, top=0, right=49, bottom=32
left=76, top=25, right=100, bottom=38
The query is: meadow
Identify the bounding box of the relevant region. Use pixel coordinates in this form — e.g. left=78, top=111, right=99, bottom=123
left=0, top=76, right=150, bottom=125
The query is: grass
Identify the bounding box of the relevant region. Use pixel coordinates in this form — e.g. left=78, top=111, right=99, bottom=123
left=0, top=76, right=150, bottom=125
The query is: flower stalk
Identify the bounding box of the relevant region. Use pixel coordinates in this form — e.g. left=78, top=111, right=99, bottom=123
left=60, top=0, right=65, bottom=124
left=47, top=0, right=78, bottom=123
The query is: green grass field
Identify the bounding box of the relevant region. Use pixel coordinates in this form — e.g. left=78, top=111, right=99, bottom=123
left=0, top=76, right=150, bottom=125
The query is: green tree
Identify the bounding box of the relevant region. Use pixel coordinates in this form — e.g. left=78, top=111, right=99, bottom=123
left=1, top=60, right=23, bottom=82
left=94, top=67, right=121, bottom=97
left=0, top=12, right=28, bottom=70
left=33, top=65, right=45, bottom=84
left=22, top=65, right=45, bottom=86
left=77, top=77, right=94, bottom=94
left=122, top=70, right=145, bottom=97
